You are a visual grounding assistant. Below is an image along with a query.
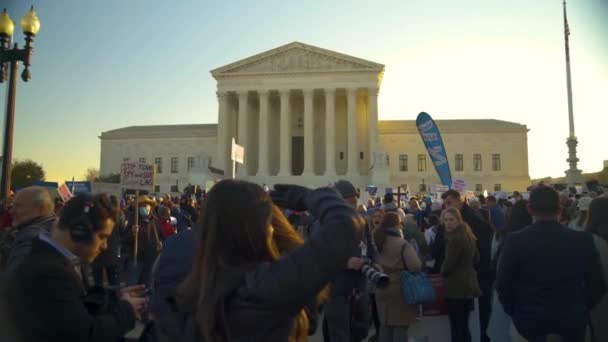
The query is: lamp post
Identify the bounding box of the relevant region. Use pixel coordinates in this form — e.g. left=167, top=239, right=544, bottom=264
left=0, top=6, right=41, bottom=203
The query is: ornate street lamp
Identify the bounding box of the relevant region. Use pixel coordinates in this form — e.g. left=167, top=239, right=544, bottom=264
left=0, top=6, right=40, bottom=203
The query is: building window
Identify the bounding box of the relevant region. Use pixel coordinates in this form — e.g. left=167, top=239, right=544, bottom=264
left=139, top=157, right=146, bottom=164
left=187, top=157, right=195, bottom=171
left=492, top=154, right=501, bottom=171
left=123, top=157, right=130, bottom=163
left=455, top=154, right=464, bottom=171
left=475, top=184, right=483, bottom=192
left=360, top=152, right=364, bottom=160
left=494, top=184, right=502, bottom=191
left=339, top=152, right=344, bottom=160
left=419, top=183, right=427, bottom=192
left=171, top=157, right=179, bottom=174
left=399, top=154, right=408, bottom=172
left=473, top=154, right=482, bottom=171
left=417, top=154, right=427, bottom=172
left=170, top=185, right=178, bottom=192
left=154, top=185, right=160, bottom=193
left=154, top=157, right=163, bottom=174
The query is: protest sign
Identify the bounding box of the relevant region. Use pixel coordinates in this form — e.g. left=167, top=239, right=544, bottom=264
left=120, top=162, right=155, bottom=191
left=451, top=178, right=467, bottom=192
left=58, top=184, right=72, bottom=202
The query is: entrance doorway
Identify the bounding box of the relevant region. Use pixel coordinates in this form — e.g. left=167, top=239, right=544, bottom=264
left=292, top=136, right=304, bottom=175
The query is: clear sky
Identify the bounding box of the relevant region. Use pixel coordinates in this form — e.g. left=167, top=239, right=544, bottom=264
left=2, top=0, right=607, bottom=182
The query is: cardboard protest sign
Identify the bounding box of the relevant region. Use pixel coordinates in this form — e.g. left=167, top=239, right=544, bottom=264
left=58, top=184, right=72, bottom=202
left=451, top=178, right=467, bottom=192
left=120, top=162, right=155, bottom=191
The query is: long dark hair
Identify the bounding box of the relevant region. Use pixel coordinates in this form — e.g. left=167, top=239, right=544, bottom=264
left=374, top=212, right=401, bottom=253
left=178, top=180, right=273, bottom=340
left=586, top=197, right=608, bottom=243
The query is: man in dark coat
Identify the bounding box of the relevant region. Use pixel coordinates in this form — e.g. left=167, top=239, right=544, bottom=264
left=3, top=193, right=147, bottom=342
left=125, top=196, right=162, bottom=287
left=496, top=186, right=606, bottom=341
left=5, top=186, right=56, bottom=270
left=442, top=189, right=494, bottom=342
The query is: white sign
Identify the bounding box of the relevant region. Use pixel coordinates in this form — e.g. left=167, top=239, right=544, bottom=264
left=231, top=138, right=244, bottom=164
left=91, top=182, right=124, bottom=199
left=431, top=184, right=449, bottom=193
left=451, top=178, right=467, bottom=192
left=120, top=162, right=155, bottom=191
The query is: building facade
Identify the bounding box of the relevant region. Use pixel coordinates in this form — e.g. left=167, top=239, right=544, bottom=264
left=99, top=42, right=530, bottom=194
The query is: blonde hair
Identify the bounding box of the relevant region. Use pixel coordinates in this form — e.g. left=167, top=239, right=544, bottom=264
left=441, top=207, right=477, bottom=242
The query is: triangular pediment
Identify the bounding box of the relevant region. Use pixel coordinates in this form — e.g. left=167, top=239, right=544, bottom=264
left=211, top=42, right=384, bottom=76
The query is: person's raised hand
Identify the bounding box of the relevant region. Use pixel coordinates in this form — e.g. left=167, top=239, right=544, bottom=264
left=270, top=184, right=311, bottom=211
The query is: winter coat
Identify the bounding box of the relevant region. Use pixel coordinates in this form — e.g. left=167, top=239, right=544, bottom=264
left=6, top=215, right=56, bottom=270
left=460, top=204, right=494, bottom=288
left=153, top=188, right=363, bottom=342
left=441, top=228, right=482, bottom=299
left=375, top=228, right=422, bottom=327
left=4, top=237, right=136, bottom=341
left=591, top=233, right=608, bottom=342
left=124, top=213, right=160, bottom=265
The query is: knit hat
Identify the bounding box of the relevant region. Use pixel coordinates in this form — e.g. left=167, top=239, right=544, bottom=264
left=334, top=180, right=358, bottom=199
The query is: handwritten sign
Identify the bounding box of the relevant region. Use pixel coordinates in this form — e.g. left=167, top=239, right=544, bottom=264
left=451, top=178, right=467, bottom=192
left=120, top=162, right=155, bottom=191
left=431, top=184, right=449, bottom=194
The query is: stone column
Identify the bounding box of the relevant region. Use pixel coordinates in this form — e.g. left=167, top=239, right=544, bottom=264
left=237, top=91, right=248, bottom=177
left=216, top=91, right=231, bottom=176
left=302, top=88, right=314, bottom=176
left=368, top=87, right=379, bottom=166
left=325, top=88, right=336, bottom=176
left=346, top=88, right=358, bottom=175
left=278, top=89, right=291, bottom=177
left=256, top=90, right=270, bottom=177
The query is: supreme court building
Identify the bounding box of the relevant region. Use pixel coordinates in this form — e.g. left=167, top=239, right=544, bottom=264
left=100, top=42, right=531, bottom=194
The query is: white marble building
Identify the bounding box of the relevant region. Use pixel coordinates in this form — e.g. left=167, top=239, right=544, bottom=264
left=99, top=42, right=531, bottom=194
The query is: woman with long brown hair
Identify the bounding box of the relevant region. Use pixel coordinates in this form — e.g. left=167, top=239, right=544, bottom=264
left=441, top=207, right=481, bottom=342
left=155, top=180, right=363, bottom=341
left=373, top=211, right=422, bottom=342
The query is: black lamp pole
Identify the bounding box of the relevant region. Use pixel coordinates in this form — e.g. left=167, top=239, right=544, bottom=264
left=0, top=6, right=39, bottom=204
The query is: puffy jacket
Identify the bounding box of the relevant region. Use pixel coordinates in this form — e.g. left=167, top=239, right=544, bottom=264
left=154, top=188, right=363, bottom=341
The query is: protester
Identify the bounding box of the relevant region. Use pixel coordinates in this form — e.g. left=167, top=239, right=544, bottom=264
left=442, top=189, right=494, bottom=342
left=373, top=211, right=422, bottom=341
left=403, top=213, right=429, bottom=258
left=152, top=180, right=364, bottom=341
left=368, top=208, right=385, bottom=233
left=496, top=186, right=606, bottom=341
left=440, top=207, right=482, bottom=342
left=486, top=195, right=506, bottom=231
left=4, top=186, right=56, bottom=270
left=91, top=194, right=123, bottom=288
left=3, top=193, right=148, bottom=342
left=585, top=197, right=608, bottom=342
left=570, top=196, right=592, bottom=231
left=488, top=199, right=533, bottom=342
left=322, top=180, right=374, bottom=342
left=157, top=205, right=177, bottom=239
left=125, top=195, right=162, bottom=286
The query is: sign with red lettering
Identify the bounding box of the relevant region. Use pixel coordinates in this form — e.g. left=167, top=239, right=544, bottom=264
left=120, top=162, right=155, bottom=191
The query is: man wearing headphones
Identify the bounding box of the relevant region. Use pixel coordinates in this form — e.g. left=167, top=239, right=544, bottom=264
left=3, top=193, right=148, bottom=342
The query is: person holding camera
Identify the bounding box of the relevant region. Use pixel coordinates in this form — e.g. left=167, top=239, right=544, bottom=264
left=373, top=211, right=422, bottom=342
left=3, top=193, right=148, bottom=342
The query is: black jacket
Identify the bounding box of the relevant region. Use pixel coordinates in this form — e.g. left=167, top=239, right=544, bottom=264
left=4, top=237, right=136, bottom=342
left=496, top=220, right=606, bottom=339
left=154, top=188, right=363, bottom=341
left=124, top=213, right=160, bottom=264
left=6, top=215, right=56, bottom=271
left=460, top=204, right=493, bottom=287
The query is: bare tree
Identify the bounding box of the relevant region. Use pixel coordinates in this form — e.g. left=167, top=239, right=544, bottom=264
left=84, top=167, right=100, bottom=182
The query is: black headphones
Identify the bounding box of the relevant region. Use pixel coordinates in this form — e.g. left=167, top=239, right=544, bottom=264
left=68, top=194, right=95, bottom=243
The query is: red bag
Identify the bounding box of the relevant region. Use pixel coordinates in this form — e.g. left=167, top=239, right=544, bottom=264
left=422, top=274, right=449, bottom=316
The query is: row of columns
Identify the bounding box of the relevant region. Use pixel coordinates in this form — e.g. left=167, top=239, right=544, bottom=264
left=217, top=87, right=379, bottom=178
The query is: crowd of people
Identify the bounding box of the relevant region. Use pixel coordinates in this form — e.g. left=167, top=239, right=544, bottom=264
left=0, top=179, right=606, bottom=342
